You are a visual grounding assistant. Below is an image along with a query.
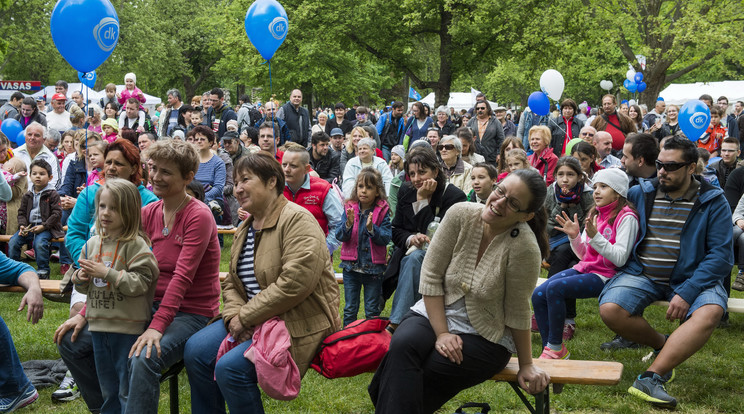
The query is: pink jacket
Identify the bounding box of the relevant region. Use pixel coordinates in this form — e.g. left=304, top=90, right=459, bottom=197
left=118, top=87, right=146, bottom=106
left=340, top=199, right=389, bottom=264
left=573, top=201, right=637, bottom=278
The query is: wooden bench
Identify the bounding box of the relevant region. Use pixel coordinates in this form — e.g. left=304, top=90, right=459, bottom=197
left=0, top=226, right=233, bottom=244
left=492, top=358, right=623, bottom=414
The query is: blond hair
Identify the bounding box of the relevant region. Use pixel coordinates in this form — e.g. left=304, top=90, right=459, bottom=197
left=346, top=126, right=369, bottom=153
left=528, top=125, right=551, bottom=148
left=76, top=131, right=102, bottom=159
left=94, top=178, right=149, bottom=243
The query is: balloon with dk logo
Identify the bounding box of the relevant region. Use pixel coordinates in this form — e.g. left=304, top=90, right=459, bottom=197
left=78, top=71, right=97, bottom=89
left=245, top=0, right=289, bottom=61
left=50, top=0, right=120, bottom=73
left=678, top=99, right=710, bottom=142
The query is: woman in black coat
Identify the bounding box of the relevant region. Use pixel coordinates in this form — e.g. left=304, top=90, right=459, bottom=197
left=548, top=98, right=584, bottom=157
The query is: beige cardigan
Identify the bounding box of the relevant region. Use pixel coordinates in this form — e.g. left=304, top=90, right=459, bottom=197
left=418, top=202, right=541, bottom=343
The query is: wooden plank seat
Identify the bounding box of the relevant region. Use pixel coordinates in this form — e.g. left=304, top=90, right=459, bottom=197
left=492, top=358, right=623, bottom=414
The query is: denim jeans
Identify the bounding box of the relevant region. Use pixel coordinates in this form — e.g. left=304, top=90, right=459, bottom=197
left=389, top=249, right=426, bottom=324
left=382, top=146, right=392, bottom=162
left=8, top=230, right=52, bottom=274
left=124, top=311, right=210, bottom=414
left=57, top=323, right=103, bottom=412
left=0, top=316, right=31, bottom=398
left=184, top=321, right=264, bottom=414
left=342, top=270, right=383, bottom=327
left=57, top=210, right=72, bottom=265
left=91, top=332, right=138, bottom=413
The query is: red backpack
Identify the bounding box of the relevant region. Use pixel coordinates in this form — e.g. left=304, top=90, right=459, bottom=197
left=310, top=318, right=391, bottom=379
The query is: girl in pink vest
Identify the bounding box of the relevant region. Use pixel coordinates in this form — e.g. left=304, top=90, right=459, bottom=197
left=336, top=168, right=392, bottom=327
left=532, top=168, right=639, bottom=359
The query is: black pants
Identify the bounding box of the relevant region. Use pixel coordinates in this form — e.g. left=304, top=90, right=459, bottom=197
left=369, top=312, right=511, bottom=414
left=547, top=243, right=578, bottom=319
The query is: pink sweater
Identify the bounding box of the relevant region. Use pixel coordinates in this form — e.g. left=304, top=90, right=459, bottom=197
left=142, top=198, right=221, bottom=333
left=118, top=86, right=146, bottom=106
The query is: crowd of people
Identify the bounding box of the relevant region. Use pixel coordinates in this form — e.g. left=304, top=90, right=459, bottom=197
left=0, top=77, right=742, bottom=412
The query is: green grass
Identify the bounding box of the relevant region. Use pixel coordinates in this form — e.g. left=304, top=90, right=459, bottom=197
left=4, top=237, right=744, bottom=413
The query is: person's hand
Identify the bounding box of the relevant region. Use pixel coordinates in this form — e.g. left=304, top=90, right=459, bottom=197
left=136, top=126, right=145, bottom=133
left=346, top=207, right=354, bottom=228
left=517, top=363, right=550, bottom=394
left=416, top=178, right=437, bottom=201
left=18, top=226, right=27, bottom=237
left=410, top=233, right=430, bottom=248
left=76, top=185, right=85, bottom=194
left=555, top=212, right=580, bottom=239
left=30, top=225, right=45, bottom=234
left=737, top=219, right=744, bottom=231
left=366, top=213, right=374, bottom=233
left=78, top=258, right=108, bottom=279
left=73, top=269, right=90, bottom=283
left=60, top=196, right=76, bottom=210
left=435, top=332, right=463, bottom=364
left=116, top=92, right=121, bottom=100
left=666, top=294, right=690, bottom=321
left=19, top=286, right=43, bottom=324
left=129, top=328, right=164, bottom=359
left=237, top=207, right=249, bottom=221
left=584, top=215, right=598, bottom=238
left=54, top=314, right=87, bottom=345
left=228, top=316, right=253, bottom=343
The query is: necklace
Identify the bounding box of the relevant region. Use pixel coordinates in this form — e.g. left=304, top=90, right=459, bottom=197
left=162, top=194, right=190, bottom=237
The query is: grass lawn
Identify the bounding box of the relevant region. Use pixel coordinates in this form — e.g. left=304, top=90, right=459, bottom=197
left=2, top=235, right=743, bottom=413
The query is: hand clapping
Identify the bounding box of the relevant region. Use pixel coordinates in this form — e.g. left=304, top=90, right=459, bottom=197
left=554, top=212, right=580, bottom=239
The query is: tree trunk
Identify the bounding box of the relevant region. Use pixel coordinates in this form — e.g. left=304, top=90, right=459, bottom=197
left=434, top=5, right=453, bottom=108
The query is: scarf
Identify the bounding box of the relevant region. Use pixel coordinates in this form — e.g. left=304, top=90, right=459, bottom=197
left=554, top=181, right=583, bottom=204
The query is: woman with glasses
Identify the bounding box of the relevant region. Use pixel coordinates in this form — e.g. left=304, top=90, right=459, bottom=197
left=438, top=135, right=473, bottom=195
left=466, top=100, right=504, bottom=164
left=15, top=97, right=47, bottom=129
left=370, top=168, right=550, bottom=413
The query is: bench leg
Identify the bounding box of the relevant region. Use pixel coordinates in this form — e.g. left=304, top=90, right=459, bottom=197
left=508, top=382, right=550, bottom=414
left=169, top=375, right=179, bottom=414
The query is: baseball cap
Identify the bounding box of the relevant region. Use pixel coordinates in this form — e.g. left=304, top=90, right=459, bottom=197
left=330, top=128, right=343, bottom=137
left=52, top=93, right=67, bottom=101
left=221, top=131, right=239, bottom=142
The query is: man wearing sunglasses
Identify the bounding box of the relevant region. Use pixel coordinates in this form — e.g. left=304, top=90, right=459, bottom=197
left=465, top=100, right=503, bottom=165
left=599, top=136, right=732, bottom=409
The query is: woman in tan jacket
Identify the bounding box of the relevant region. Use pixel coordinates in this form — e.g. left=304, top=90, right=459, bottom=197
left=370, top=169, right=551, bottom=413
left=184, top=152, right=341, bottom=413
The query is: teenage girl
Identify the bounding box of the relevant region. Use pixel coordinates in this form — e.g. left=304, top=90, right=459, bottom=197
left=86, top=141, right=107, bottom=186
left=336, top=168, right=392, bottom=327
left=532, top=168, right=638, bottom=359
left=570, top=141, right=602, bottom=179
left=71, top=178, right=159, bottom=413
left=467, top=162, right=498, bottom=204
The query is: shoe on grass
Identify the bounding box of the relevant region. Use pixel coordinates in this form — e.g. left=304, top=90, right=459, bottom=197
left=732, top=271, right=744, bottom=291
left=539, top=343, right=569, bottom=360
left=0, top=383, right=38, bottom=413
left=23, top=249, right=35, bottom=260
left=562, top=322, right=576, bottom=341
left=51, top=371, right=80, bottom=403
left=600, top=334, right=641, bottom=350
left=628, top=373, right=677, bottom=409
left=59, top=264, right=71, bottom=276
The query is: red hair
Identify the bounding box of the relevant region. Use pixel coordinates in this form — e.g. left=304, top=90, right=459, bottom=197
left=105, top=138, right=143, bottom=186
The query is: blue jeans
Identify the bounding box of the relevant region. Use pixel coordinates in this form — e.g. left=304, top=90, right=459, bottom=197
left=57, top=323, right=103, bottom=412
left=91, top=332, right=138, bottom=414
left=8, top=229, right=52, bottom=274
left=124, top=310, right=210, bottom=414
left=382, top=147, right=392, bottom=162
left=184, top=321, right=264, bottom=414
left=57, top=210, right=72, bottom=265
left=342, top=270, right=383, bottom=327
left=0, top=316, right=31, bottom=398
left=389, top=249, right=426, bottom=324
left=532, top=269, right=606, bottom=347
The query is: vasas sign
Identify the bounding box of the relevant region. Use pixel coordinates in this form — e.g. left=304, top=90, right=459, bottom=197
left=0, top=81, right=42, bottom=91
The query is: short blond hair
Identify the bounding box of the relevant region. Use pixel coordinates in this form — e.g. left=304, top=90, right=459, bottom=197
left=144, top=138, right=199, bottom=179
left=528, top=125, right=551, bottom=148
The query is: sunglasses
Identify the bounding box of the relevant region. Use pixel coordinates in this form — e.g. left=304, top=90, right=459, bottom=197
left=437, top=144, right=456, bottom=151
left=476, top=107, right=487, bottom=111
left=655, top=160, right=690, bottom=172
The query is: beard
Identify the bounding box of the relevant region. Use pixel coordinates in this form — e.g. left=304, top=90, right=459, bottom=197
left=659, top=176, right=683, bottom=194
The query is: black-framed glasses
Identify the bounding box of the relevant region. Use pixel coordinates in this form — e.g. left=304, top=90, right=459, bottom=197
left=655, top=160, right=690, bottom=172
left=437, top=144, right=455, bottom=151
left=492, top=185, right=526, bottom=213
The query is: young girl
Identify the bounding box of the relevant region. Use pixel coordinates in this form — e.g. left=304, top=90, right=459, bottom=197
left=532, top=168, right=638, bottom=359
left=497, top=148, right=533, bottom=182
left=71, top=178, right=159, bottom=414
left=389, top=145, right=405, bottom=176
left=570, top=141, right=602, bottom=179
left=496, top=136, right=524, bottom=175
left=468, top=162, right=498, bottom=204
left=336, top=168, right=392, bottom=327
left=101, top=118, right=119, bottom=143
left=117, top=73, right=146, bottom=106
left=86, top=141, right=107, bottom=186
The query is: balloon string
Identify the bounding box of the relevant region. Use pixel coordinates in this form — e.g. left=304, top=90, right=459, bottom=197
left=269, top=59, right=276, bottom=158
left=84, top=78, right=90, bottom=242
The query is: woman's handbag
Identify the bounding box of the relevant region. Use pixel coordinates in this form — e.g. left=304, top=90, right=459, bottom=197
left=310, top=317, right=391, bottom=379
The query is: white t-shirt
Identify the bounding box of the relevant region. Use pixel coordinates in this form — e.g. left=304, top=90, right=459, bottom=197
left=46, top=110, right=72, bottom=133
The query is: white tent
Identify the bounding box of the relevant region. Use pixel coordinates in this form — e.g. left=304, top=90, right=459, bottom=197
left=659, top=81, right=744, bottom=107
left=408, top=92, right=499, bottom=112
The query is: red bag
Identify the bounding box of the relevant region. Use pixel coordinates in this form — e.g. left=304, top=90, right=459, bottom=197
left=311, top=317, right=391, bottom=379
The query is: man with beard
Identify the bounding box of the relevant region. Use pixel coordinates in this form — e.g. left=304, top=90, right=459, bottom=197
left=591, top=94, right=637, bottom=154
left=599, top=136, right=732, bottom=410
left=308, top=131, right=340, bottom=183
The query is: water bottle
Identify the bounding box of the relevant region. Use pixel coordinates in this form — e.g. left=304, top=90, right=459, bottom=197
left=422, top=216, right=441, bottom=251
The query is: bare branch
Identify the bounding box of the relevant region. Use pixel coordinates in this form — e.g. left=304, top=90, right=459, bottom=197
left=665, top=51, right=718, bottom=82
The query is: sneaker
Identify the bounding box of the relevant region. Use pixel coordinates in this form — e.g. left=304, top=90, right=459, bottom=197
left=600, top=334, right=641, bottom=351
left=208, top=200, right=223, bottom=216
left=562, top=322, right=576, bottom=341
left=628, top=373, right=677, bottom=409
left=530, top=314, right=539, bottom=333
left=59, top=264, right=71, bottom=276
left=37, top=271, right=49, bottom=280
left=733, top=271, right=744, bottom=291
left=0, top=383, right=38, bottom=412
left=660, top=368, right=675, bottom=384
left=51, top=371, right=80, bottom=403
left=23, top=249, right=35, bottom=260
left=51, top=251, right=60, bottom=261
left=539, top=343, right=569, bottom=360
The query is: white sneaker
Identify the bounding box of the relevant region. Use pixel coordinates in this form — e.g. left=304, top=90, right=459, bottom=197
left=51, top=371, right=80, bottom=403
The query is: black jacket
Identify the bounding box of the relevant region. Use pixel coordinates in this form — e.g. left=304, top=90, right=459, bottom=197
left=278, top=102, right=311, bottom=145
left=308, top=147, right=341, bottom=184
left=466, top=116, right=504, bottom=165
left=325, top=118, right=354, bottom=136
left=205, top=104, right=237, bottom=139
left=549, top=116, right=584, bottom=157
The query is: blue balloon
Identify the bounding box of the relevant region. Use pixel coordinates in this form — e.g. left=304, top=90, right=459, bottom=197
left=634, top=72, right=644, bottom=83
left=78, top=71, right=97, bottom=89
left=626, top=82, right=638, bottom=93
left=15, top=130, right=25, bottom=146
left=244, top=0, right=289, bottom=60
left=679, top=99, right=710, bottom=142
left=637, top=81, right=647, bottom=93
left=528, top=91, right=550, bottom=116
left=50, top=0, right=120, bottom=73
left=623, top=79, right=632, bottom=89
left=0, top=119, right=23, bottom=143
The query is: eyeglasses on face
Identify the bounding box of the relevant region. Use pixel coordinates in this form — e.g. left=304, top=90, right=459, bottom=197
left=655, top=160, right=690, bottom=172
left=492, top=185, right=526, bottom=212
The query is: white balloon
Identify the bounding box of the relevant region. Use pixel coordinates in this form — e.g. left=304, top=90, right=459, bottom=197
left=540, top=69, right=565, bottom=101
left=626, top=69, right=636, bottom=82
left=600, top=80, right=613, bottom=91
left=629, top=99, right=637, bottom=106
